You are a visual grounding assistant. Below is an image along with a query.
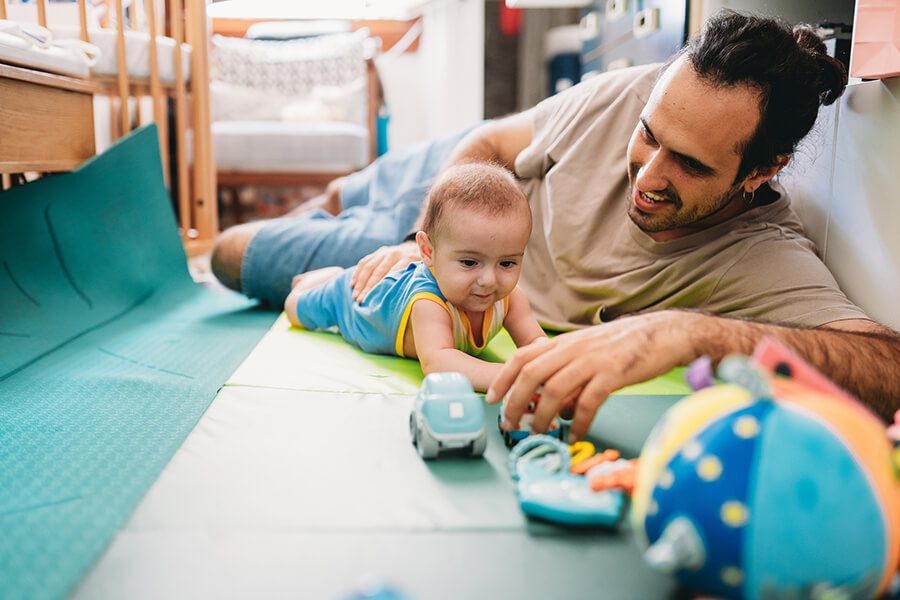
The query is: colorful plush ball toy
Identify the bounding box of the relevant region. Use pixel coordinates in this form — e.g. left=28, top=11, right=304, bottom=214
left=631, top=338, right=900, bottom=600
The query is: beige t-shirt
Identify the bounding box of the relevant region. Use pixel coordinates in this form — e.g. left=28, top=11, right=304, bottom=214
left=515, top=63, right=868, bottom=331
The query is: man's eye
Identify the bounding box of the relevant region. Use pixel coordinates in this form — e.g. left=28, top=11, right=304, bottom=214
left=641, top=125, right=657, bottom=145
left=460, top=259, right=478, bottom=267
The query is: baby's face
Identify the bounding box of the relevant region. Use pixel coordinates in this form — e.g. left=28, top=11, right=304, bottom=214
left=426, top=208, right=531, bottom=313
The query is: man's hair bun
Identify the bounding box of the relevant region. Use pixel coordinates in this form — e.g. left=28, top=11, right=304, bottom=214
left=793, top=24, right=847, bottom=106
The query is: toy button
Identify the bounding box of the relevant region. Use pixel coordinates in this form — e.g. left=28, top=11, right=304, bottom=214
left=449, top=402, right=464, bottom=419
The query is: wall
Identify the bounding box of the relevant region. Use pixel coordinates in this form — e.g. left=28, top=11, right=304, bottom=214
left=779, top=77, right=900, bottom=330
left=689, top=0, right=856, bottom=35
left=376, top=0, right=485, bottom=149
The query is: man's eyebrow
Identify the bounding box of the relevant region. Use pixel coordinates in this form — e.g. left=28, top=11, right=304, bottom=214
left=640, top=117, right=717, bottom=176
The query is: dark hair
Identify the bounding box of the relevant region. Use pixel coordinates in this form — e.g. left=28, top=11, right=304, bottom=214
left=422, top=162, right=530, bottom=239
left=684, top=10, right=847, bottom=181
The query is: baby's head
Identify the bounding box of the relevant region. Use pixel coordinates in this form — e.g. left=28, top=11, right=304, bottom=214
left=416, top=162, right=532, bottom=313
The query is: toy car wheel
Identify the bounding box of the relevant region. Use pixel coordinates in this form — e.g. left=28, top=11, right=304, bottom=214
left=470, top=432, right=487, bottom=457
left=417, top=427, right=439, bottom=459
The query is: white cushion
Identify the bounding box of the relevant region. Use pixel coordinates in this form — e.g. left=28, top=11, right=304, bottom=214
left=211, top=78, right=368, bottom=126
left=0, top=20, right=92, bottom=77
left=213, top=121, right=369, bottom=173
left=52, top=26, right=191, bottom=83
left=210, top=31, right=367, bottom=97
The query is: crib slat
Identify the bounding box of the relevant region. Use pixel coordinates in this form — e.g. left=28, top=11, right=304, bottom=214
left=0, top=1, right=7, bottom=21
left=36, top=0, right=47, bottom=28
left=144, top=0, right=170, bottom=187
left=77, top=0, right=89, bottom=43
left=170, top=0, right=191, bottom=233
left=186, top=0, right=216, bottom=240
left=113, top=0, right=130, bottom=136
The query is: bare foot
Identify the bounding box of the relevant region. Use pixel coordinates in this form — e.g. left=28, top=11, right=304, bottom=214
left=290, top=266, right=344, bottom=293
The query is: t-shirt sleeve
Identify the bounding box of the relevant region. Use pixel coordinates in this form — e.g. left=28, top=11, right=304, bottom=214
left=515, top=63, right=661, bottom=180
left=704, top=233, right=870, bottom=327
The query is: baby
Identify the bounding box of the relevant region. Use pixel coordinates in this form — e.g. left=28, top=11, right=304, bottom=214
left=284, top=162, right=546, bottom=391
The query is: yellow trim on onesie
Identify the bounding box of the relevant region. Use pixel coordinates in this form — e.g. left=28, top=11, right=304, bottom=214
left=394, top=292, right=450, bottom=357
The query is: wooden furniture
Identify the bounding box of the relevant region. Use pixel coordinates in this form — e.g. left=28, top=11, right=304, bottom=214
left=214, top=56, right=382, bottom=190
left=209, top=18, right=400, bottom=195
left=0, top=0, right=216, bottom=256
left=0, top=62, right=97, bottom=176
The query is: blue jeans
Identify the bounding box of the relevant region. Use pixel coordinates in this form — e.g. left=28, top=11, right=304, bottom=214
left=240, top=123, right=482, bottom=307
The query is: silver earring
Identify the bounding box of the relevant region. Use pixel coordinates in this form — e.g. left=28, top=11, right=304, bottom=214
left=743, top=189, right=756, bottom=206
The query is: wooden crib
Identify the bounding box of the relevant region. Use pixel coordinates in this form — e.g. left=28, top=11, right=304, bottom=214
left=0, top=0, right=216, bottom=256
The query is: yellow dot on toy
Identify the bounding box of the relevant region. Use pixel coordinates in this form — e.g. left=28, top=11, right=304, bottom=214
left=658, top=469, right=675, bottom=490
left=682, top=440, right=703, bottom=461
left=733, top=415, right=760, bottom=438
left=721, top=566, right=745, bottom=586
left=697, top=456, right=723, bottom=481
left=721, top=500, right=749, bottom=527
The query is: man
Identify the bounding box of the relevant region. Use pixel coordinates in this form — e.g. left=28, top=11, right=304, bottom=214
left=212, top=12, right=900, bottom=435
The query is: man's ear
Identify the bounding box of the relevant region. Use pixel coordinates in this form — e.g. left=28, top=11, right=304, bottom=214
left=415, top=231, right=434, bottom=267
left=743, top=153, right=791, bottom=194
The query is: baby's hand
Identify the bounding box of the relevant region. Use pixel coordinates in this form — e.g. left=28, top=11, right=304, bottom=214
left=284, top=287, right=302, bottom=326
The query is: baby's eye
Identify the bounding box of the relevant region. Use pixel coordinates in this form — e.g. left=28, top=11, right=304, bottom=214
left=459, top=259, right=478, bottom=268
left=500, top=260, right=518, bottom=268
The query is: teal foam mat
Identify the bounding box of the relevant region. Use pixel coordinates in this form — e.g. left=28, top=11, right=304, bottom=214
left=0, top=126, right=275, bottom=600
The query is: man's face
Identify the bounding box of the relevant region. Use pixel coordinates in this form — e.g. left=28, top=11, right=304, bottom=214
left=625, top=56, right=763, bottom=240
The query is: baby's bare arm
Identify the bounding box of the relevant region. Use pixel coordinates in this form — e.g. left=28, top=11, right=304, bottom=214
left=409, top=300, right=504, bottom=392
left=503, top=287, right=547, bottom=347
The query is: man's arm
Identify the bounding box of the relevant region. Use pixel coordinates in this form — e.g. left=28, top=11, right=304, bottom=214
left=487, top=310, right=900, bottom=442
left=694, top=316, right=899, bottom=419
left=350, top=113, right=535, bottom=302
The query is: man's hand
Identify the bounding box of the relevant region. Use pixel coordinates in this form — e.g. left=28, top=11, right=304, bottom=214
left=486, top=311, right=701, bottom=442
left=350, top=241, right=420, bottom=302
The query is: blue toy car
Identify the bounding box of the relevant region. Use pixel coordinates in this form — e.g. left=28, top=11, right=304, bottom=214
left=409, top=372, right=487, bottom=459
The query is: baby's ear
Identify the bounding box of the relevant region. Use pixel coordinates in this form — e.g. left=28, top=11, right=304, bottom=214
left=416, top=231, right=434, bottom=266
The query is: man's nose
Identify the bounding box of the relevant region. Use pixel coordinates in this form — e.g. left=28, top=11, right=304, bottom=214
left=636, top=150, right=670, bottom=192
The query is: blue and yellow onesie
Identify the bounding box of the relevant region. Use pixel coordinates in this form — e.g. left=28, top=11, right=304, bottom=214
left=292, top=262, right=508, bottom=357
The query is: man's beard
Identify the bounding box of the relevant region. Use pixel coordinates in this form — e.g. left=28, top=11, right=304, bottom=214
left=626, top=166, right=742, bottom=233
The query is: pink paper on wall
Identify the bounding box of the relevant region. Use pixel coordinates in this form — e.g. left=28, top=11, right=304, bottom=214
left=850, top=0, right=900, bottom=79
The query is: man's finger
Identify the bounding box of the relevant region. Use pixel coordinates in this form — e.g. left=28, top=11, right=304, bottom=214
left=530, top=359, right=593, bottom=433
left=486, top=337, right=553, bottom=404
left=569, top=378, right=612, bottom=442
left=351, top=260, right=379, bottom=300
left=357, top=259, right=394, bottom=302
left=501, top=342, right=578, bottom=431
left=391, top=257, right=411, bottom=274
left=558, top=388, right=581, bottom=420
left=349, top=255, right=372, bottom=287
